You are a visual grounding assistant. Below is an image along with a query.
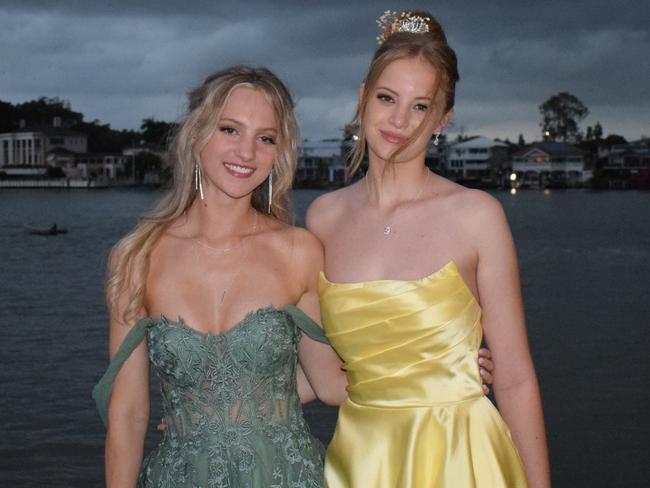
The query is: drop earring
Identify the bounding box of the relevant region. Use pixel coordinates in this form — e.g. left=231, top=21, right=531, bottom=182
left=194, top=161, right=204, bottom=200
left=267, top=169, right=273, bottom=214
left=433, top=133, right=440, bottom=146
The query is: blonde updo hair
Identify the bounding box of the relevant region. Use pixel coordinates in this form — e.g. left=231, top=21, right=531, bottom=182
left=106, top=65, right=299, bottom=324
left=347, top=10, right=460, bottom=179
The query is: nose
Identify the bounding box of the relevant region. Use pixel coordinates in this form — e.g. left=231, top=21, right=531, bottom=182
left=388, top=103, right=409, bottom=129
left=236, top=135, right=255, bottom=162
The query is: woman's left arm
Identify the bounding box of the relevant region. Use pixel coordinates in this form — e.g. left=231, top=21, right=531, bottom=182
left=293, top=228, right=348, bottom=406
left=473, top=194, right=550, bottom=488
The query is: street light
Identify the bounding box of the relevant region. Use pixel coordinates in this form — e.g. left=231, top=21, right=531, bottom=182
left=509, top=172, right=517, bottom=182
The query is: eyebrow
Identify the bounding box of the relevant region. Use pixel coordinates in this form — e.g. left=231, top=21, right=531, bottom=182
left=374, top=86, right=433, bottom=101
left=219, top=117, right=278, bottom=133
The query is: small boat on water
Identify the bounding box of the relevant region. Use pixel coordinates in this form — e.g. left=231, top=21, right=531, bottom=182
left=24, top=224, right=68, bottom=236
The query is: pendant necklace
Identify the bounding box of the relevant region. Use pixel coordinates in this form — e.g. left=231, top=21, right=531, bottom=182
left=365, top=170, right=431, bottom=236
left=192, top=239, right=240, bottom=253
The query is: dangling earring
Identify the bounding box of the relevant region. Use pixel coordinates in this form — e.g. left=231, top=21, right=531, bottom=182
left=267, top=169, right=273, bottom=214
left=433, top=133, right=440, bottom=146
left=194, top=161, right=204, bottom=200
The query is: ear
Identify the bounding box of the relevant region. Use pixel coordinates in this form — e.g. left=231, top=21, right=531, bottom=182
left=434, top=109, right=454, bottom=133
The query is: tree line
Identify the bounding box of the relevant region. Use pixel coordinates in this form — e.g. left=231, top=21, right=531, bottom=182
left=0, top=97, right=175, bottom=153
left=1, top=94, right=632, bottom=154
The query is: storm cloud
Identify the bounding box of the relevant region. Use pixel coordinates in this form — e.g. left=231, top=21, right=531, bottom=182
left=1, top=0, right=648, bottom=141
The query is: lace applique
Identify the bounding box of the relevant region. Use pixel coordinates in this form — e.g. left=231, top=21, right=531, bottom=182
left=139, top=308, right=324, bottom=487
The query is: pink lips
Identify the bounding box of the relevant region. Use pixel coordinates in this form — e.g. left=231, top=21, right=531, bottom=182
left=379, top=130, right=405, bottom=144
left=223, top=162, right=256, bottom=179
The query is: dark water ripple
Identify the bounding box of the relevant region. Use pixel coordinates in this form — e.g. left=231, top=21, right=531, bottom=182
left=0, top=188, right=649, bottom=487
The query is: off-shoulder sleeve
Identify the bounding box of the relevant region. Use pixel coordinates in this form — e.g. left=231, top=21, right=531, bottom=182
left=284, top=305, right=329, bottom=344
left=91, top=317, right=155, bottom=428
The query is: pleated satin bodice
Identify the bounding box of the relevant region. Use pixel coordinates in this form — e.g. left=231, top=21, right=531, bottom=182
left=320, top=260, right=483, bottom=407
left=319, top=260, right=527, bottom=488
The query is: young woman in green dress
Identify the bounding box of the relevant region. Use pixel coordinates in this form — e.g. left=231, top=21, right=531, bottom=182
left=94, top=65, right=346, bottom=487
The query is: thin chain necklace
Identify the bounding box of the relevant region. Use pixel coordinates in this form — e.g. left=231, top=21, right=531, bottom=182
left=193, top=210, right=259, bottom=305
left=364, top=169, right=431, bottom=236
left=192, top=210, right=259, bottom=253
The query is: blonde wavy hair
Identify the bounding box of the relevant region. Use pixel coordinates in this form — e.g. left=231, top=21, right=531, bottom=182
left=346, top=10, right=460, bottom=180
left=106, top=65, right=299, bottom=324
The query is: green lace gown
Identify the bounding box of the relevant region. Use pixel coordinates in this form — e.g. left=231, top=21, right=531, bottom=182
left=93, top=305, right=328, bottom=488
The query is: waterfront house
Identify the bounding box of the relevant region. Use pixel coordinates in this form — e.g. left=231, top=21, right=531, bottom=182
left=73, top=153, right=126, bottom=180
left=0, top=119, right=87, bottom=170
left=511, top=141, right=591, bottom=188
left=122, top=142, right=167, bottom=162
left=122, top=143, right=168, bottom=184
left=595, top=142, right=650, bottom=189
left=444, top=136, right=509, bottom=184
left=44, top=147, right=125, bottom=180
left=297, top=139, right=345, bottom=186
left=0, top=118, right=130, bottom=185
left=44, top=147, right=77, bottom=175
left=605, top=143, right=650, bottom=172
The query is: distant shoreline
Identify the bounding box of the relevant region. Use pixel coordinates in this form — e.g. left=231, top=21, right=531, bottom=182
left=2, top=178, right=647, bottom=191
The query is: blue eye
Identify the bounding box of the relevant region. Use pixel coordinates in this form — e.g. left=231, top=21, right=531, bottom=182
left=377, top=94, right=394, bottom=103
left=220, top=127, right=236, bottom=135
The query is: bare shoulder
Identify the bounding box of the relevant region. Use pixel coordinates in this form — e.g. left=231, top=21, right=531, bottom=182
left=444, top=185, right=507, bottom=229
left=278, top=223, right=323, bottom=256
left=292, top=226, right=324, bottom=270
left=149, top=220, right=188, bottom=261
left=259, top=216, right=323, bottom=265
left=306, top=184, right=360, bottom=236
left=261, top=219, right=324, bottom=292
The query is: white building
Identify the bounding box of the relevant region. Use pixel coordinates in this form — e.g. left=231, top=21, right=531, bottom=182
left=445, top=137, right=509, bottom=180
left=74, top=153, right=126, bottom=180
left=0, top=119, right=131, bottom=182
left=511, top=142, right=590, bottom=187
left=298, top=139, right=345, bottom=184
left=0, top=121, right=87, bottom=168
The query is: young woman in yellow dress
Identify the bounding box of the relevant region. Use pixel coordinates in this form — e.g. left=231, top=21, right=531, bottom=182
left=307, top=10, right=550, bottom=488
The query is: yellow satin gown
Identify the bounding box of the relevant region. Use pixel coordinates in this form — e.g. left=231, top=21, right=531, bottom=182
left=320, top=260, right=527, bottom=487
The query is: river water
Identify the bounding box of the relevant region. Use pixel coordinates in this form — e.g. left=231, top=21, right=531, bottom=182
left=0, top=188, right=648, bottom=487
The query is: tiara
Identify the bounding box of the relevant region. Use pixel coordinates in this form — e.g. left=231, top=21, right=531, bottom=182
left=376, top=10, right=431, bottom=45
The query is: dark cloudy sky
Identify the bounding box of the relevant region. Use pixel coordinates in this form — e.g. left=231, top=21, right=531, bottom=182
left=2, top=0, right=649, bottom=142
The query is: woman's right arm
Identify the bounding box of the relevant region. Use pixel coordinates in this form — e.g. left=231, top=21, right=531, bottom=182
left=470, top=193, right=550, bottom=488
left=105, top=293, right=150, bottom=486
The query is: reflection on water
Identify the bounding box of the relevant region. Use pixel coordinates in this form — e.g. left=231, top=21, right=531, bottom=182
left=0, top=188, right=648, bottom=487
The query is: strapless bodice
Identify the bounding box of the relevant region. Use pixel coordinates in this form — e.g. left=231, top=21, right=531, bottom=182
left=320, top=261, right=528, bottom=487
left=93, top=305, right=328, bottom=488
left=320, top=261, right=483, bottom=407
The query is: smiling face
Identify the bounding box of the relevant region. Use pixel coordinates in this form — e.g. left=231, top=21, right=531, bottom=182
left=199, top=85, right=278, bottom=201
left=363, top=56, right=452, bottom=166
